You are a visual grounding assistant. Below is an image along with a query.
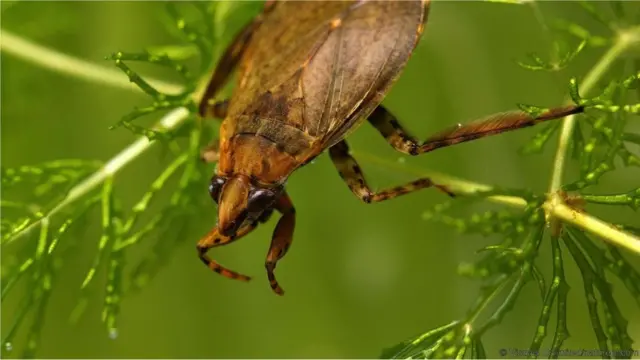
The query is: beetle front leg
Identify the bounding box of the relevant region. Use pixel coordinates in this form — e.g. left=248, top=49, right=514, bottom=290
left=328, top=140, right=455, bottom=203
left=196, top=222, right=259, bottom=281
left=368, top=104, right=584, bottom=155
left=200, top=99, right=229, bottom=120
left=264, top=192, right=296, bottom=295
left=200, top=140, right=220, bottom=163
left=199, top=98, right=228, bottom=163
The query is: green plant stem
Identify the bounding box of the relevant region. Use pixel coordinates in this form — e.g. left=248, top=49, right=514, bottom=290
left=544, top=202, right=640, bottom=254
left=548, top=27, right=640, bottom=195
left=0, top=29, right=183, bottom=95
left=3, top=31, right=640, bottom=257
left=6, top=107, right=190, bottom=245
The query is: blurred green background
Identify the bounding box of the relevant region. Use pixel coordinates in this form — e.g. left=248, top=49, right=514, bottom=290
left=2, top=1, right=639, bottom=358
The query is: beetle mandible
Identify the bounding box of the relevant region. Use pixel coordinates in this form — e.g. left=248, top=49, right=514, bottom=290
left=196, top=0, right=584, bottom=295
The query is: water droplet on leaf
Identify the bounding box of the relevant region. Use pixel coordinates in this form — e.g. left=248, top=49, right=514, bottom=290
left=4, top=342, right=13, bottom=352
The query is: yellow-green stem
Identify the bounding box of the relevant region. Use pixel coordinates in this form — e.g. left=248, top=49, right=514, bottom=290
left=548, top=34, right=634, bottom=194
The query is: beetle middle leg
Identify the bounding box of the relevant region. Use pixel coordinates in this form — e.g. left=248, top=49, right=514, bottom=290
left=329, top=140, right=455, bottom=203
left=199, top=99, right=229, bottom=163
left=264, top=192, right=296, bottom=295
left=368, top=104, right=584, bottom=155
left=197, top=222, right=260, bottom=281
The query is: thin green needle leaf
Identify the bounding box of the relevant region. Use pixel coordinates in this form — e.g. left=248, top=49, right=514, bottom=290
left=549, top=236, right=570, bottom=358
left=1, top=258, right=34, bottom=301
left=122, top=154, right=187, bottom=234
left=552, top=19, right=610, bottom=47
left=609, top=1, right=626, bottom=21
left=465, top=273, right=513, bottom=326
left=129, top=211, right=192, bottom=290
left=560, top=39, right=587, bottom=67
left=381, top=321, right=461, bottom=359
left=1, top=203, right=44, bottom=244
left=2, top=221, right=50, bottom=357
left=516, top=39, right=587, bottom=72
left=424, top=325, right=471, bottom=359
left=578, top=1, right=614, bottom=29
left=530, top=264, right=547, bottom=300
left=582, top=188, right=640, bottom=210
left=145, top=44, right=199, bottom=61
left=528, top=234, right=564, bottom=355
left=165, top=2, right=213, bottom=69
left=519, top=121, right=562, bottom=155
left=568, top=77, right=584, bottom=104
left=114, top=213, right=163, bottom=251
left=102, top=203, right=124, bottom=339
left=475, top=225, right=545, bottom=337
left=108, top=51, right=192, bottom=80
left=569, top=227, right=640, bottom=307
left=192, top=2, right=215, bottom=39
left=1, top=159, right=101, bottom=189
left=570, top=120, right=585, bottom=160
left=21, top=270, right=53, bottom=359
left=80, top=177, right=115, bottom=289
left=47, top=195, right=101, bottom=256
left=470, top=338, right=487, bottom=359
left=110, top=57, right=163, bottom=99
left=564, top=233, right=634, bottom=357
left=2, top=291, right=33, bottom=356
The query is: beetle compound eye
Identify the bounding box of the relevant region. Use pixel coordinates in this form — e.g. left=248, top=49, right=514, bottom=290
left=247, top=189, right=276, bottom=212
left=209, top=176, right=226, bottom=203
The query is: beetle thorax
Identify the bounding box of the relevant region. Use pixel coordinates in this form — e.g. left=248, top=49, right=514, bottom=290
left=218, top=134, right=298, bottom=185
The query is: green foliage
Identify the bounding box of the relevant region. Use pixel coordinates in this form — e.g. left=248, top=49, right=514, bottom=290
left=380, top=2, right=640, bottom=359
left=1, top=2, right=239, bottom=357
left=1, top=1, right=639, bottom=359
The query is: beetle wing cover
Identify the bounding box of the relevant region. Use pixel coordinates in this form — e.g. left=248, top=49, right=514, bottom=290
left=225, top=0, right=427, bottom=158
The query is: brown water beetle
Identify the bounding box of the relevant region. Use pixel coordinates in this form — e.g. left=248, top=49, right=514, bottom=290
left=196, top=0, right=584, bottom=295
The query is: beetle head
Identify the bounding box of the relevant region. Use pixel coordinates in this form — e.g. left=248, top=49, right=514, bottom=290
left=209, top=174, right=282, bottom=236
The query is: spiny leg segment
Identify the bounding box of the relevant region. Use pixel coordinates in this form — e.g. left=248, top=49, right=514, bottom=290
left=368, top=104, right=585, bottom=155
left=264, top=192, right=296, bottom=295
left=328, top=140, right=455, bottom=203
left=335, top=104, right=583, bottom=201
left=196, top=222, right=259, bottom=281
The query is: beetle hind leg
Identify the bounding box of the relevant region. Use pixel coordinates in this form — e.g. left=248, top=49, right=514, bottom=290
left=196, top=222, right=259, bottom=282
left=328, top=140, right=455, bottom=203
left=368, top=104, right=584, bottom=155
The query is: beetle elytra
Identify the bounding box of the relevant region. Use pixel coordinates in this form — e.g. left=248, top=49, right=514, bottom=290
left=196, top=0, right=584, bottom=295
